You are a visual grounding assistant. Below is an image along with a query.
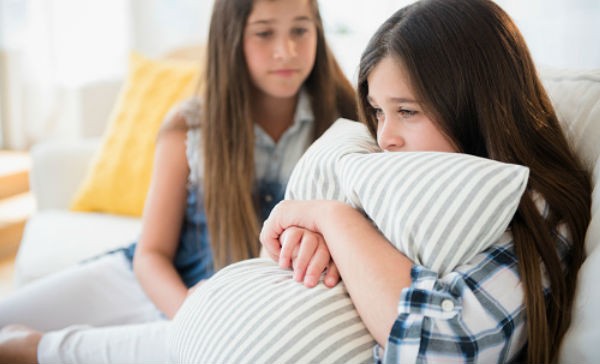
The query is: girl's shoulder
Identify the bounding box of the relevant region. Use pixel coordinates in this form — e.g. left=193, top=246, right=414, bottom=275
left=162, top=97, right=203, bottom=130
left=175, top=97, right=203, bottom=186
left=186, top=121, right=203, bottom=186
left=157, top=97, right=204, bottom=185
left=177, top=97, right=203, bottom=128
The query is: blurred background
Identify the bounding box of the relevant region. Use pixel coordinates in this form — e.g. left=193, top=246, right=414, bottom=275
left=0, top=0, right=598, bottom=150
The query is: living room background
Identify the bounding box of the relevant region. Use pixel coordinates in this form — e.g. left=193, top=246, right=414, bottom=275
left=0, top=0, right=598, bottom=149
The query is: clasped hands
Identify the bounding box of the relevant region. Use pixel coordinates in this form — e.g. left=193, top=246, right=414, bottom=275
left=260, top=200, right=341, bottom=288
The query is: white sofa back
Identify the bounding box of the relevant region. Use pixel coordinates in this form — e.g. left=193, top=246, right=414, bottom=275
left=30, top=138, right=101, bottom=211
left=543, top=68, right=600, bottom=363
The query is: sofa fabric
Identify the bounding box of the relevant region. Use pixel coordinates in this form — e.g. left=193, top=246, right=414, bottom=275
left=544, top=68, right=600, bottom=363
left=15, top=211, right=140, bottom=286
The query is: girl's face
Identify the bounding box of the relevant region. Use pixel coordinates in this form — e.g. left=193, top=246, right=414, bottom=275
left=367, top=56, right=457, bottom=153
left=244, top=0, right=318, bottom=100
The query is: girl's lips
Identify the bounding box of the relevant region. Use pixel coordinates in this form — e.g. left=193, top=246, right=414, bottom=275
left=271, top=69, right=298, bottom=77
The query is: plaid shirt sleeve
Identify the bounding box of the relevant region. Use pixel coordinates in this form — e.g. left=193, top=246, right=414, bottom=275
left=377, top=226, right=570, bottom=364
left=375, top=193, right=571, bottom=364
left=380, top=232, right=525, bottom=363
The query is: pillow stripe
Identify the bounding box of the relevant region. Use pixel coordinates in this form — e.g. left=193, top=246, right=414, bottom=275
left=235, top=294, right=354, bottom=362
left=336, top=340, right=377, bottom=364
left=443, top=167, right=523, bottom=267
left=387, top=153, right=473, bottom=263
left=338, top=148, right=528, bottom=275
left=406, top=156, right=478, bottom=269
left=382, top=153, right=454, bottom=244
left=286, top=122, right=379, bottom=201
left=293, top=323, right=373, bottom=363
left=260, top=303, right=359, bottom=360
left=274, top=316, right=368, bottom=363
left=419, top=160, right=509, bottom=271
left=185, top=264, right=284, bottom=358
left=202, top=263, right=307, bottom=360
left=206, top=269, right=314, bottom=362
left=189, top=262, right=299, bottom=362
left=235, top=292, right=361, bottom=362
left=428, top=165, right=521, bottom=271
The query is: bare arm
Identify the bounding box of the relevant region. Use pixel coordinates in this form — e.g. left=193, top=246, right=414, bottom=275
left=133, top=126, right=189, bottom=319
left=260, top=200, right=413, bottom=346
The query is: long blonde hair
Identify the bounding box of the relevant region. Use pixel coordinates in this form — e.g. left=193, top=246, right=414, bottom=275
left=357, top=1, right=591, bottom=362
left=202, top=0, right=356, bottom=269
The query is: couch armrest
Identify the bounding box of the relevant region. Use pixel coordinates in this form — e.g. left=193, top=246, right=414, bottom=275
left=30, top=138, right=101, bottom=211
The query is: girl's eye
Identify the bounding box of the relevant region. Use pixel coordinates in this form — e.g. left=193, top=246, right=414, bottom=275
left=399, top=109, right=417, bottom=118
left=291, top=27, right=308, bottom=37
left=256, top=30, right=273, bottom=38
left=373, top=108, right=384, bottom=122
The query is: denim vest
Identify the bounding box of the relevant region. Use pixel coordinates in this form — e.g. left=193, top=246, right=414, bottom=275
left=122, top=180, right=284, bottom=288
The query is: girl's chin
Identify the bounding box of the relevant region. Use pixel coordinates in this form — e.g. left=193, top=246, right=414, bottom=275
left=261, top=85, right=303, bottom=100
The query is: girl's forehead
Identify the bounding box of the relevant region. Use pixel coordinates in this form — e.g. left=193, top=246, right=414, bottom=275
left=248, top=0, right=314, bottom=21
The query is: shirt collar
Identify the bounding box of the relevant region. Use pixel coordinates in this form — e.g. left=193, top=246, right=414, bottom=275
left=294, top=88, right=314, bottom=127
left=254, top=88, right=314, bottom=146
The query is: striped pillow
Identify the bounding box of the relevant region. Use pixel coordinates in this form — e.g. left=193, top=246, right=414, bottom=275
left=170, top=119, right=529, bottom=363
left=171, top=258, right=375, bottom=364
left=287, top=118, right=529, bottom=275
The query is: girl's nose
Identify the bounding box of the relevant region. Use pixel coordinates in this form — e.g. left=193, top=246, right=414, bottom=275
left=378, top=120, right=404, bottom=151
left=273, top=37, right=296, bottom=60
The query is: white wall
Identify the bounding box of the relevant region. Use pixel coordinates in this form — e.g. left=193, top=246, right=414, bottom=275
left=319, top=0, right=600, bottom=79
left=495, top=0, right=599, bottom=70
left=129, top=0, right=212, bottom=58
left=0, top=0, right=598, bottom=147
left=0, top=2, right=5, bottom=148
left=0, top=0, right=133, bottom=148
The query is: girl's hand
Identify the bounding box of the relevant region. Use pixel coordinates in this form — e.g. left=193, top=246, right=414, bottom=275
left=279, top=227, right=341, bottom=288
left=260, top=200, right=327, bottom=260
left=260, top=200, right=344, bottom=288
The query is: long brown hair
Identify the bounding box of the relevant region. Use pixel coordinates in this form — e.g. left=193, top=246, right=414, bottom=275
left=203, top=0, right=356, bottom=270
left=356, top=0, right=591, bottom=362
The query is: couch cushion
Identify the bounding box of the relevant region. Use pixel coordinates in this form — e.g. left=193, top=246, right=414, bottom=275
left=69, top=52, right=200, bottom=217
left=543, top=68, right=600, bottom=363
left=15, top=211, right=141, bottom=287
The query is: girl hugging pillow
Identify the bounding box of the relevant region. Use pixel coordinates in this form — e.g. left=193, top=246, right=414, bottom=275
left=286, top=119, right=529, bottom=275
left=171, top=119, right=529, bottom=363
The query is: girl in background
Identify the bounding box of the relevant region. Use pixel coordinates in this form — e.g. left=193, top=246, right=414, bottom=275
left=261, top=0, right=591, bottom=362
left=0, top=0, right=356, bottom=362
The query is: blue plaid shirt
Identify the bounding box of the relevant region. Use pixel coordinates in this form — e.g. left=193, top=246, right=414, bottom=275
left=378, top=224, right=570, bottom=363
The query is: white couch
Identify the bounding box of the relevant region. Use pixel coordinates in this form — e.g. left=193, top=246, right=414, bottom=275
left=15, top=77, right=143, bottom=286
left=15, top=137, right=142, bottom=285
left=14, top=68, right=600, bottom=362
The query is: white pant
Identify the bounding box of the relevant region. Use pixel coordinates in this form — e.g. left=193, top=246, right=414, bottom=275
left=0, top=253, right=171, bottom=363
left=38, top=321, right=173, bottom=364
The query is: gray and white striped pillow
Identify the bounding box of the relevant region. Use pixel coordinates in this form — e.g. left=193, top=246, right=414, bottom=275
left=170, top=119, right=529, bottom=363
left=287, top=118, right=529, bottom=275
left=172, top=258, right=375, bottom=364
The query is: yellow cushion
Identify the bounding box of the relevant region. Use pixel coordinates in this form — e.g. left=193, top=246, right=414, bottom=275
left=70, top=52, right=200, bottom=216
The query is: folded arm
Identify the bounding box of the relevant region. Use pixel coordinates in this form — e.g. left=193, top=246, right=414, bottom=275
left=260, top=200, right=413, bottom=346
